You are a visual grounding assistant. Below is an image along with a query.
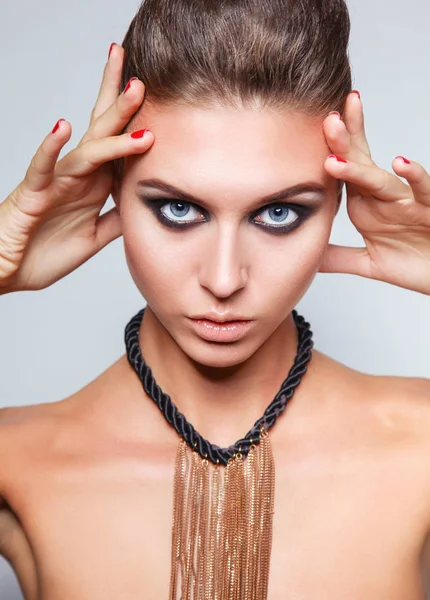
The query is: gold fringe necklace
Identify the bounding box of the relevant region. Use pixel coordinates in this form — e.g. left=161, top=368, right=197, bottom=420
left=169, top=424, right=275, bottom=600
left=125, top=308, right=314, bottom=600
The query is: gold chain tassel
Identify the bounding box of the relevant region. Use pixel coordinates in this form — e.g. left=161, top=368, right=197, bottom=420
left=169, top=427, right=275, bottom=600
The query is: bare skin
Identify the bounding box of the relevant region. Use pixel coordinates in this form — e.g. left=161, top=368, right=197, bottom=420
left=1, top=348, right=430, bottom=600
left=2, top=40, right=430, bottom=600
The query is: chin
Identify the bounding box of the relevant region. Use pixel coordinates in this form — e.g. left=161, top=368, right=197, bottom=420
left=183, top=340, right=259, bottom=370
left=186, top=342, right=253, bottom=369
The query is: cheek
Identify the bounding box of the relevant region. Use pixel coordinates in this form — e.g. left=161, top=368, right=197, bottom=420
left=257, top=208, right=332, bottom=274
left=122, top=220, right=186, bottom=302
left=253, top=229, right=328, bottom=312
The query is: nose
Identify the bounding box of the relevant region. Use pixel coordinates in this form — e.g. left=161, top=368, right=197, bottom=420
left=198, top=224, right=248, bottom=298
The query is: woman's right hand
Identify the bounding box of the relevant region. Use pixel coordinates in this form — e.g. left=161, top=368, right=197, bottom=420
left=0, top=43, right=153, bottom=294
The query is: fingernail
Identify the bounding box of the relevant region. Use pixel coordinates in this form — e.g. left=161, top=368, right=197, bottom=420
left=329, top=111, right=342, bottom=120
left=108, top=43, right=116, bottom=60
left=51, top=119, right=66, bottom=134
left=130, top=129, right=148, bottom=139
left=351, top=90, right=361, bottom=99
left=124, top=77, right=138, bottom=94
left=328, top=154, right=348, bottom=163
left=396, top=156, right=411, bottom=164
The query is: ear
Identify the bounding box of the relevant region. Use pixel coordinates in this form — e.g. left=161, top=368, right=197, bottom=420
left=111, top=177, right=121, bottom=210
left=335, top=180, right=344, bottom=216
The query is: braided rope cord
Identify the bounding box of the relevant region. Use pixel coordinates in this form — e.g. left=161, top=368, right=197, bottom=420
left=125, top=307, right=314, bottom=466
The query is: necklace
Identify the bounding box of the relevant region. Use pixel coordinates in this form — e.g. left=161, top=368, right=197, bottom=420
left=125, top=307, right=314, bottom=600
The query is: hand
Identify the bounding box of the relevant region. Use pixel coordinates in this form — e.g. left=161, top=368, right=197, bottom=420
left=319, top=91, right=430, bottom=296
left=0, top=43, right=153, bottom=294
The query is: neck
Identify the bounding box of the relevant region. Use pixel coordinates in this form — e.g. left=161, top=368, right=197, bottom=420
left=138, top=305, right=304, bottom=448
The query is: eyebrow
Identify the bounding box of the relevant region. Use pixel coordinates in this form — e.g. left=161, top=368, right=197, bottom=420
left=136, top=178, right=328, bottom=206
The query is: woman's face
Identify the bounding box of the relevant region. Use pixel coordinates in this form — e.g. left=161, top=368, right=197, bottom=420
left=116, top=102, right=341, bottom=366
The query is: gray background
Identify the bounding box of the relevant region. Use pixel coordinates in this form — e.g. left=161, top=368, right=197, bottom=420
left=0, top=0, right=429, bottom=596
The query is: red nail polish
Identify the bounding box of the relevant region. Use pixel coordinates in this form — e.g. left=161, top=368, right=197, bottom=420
left=328, top=154, right=348, bottom=163
left=396, top=156, right=411, bottom=164
left=351, top=90, right=361, bottom=99
left=51, top=119, right=66, bottom=134
left=124, top=77, right=138, bottom=94
left=108, top=43, right=116, bottom=59
left=130, top=129, right=148, bottom=139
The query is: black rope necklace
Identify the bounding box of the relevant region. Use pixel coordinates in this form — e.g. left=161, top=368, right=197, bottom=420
left=125, top=307, right=314, bottom=466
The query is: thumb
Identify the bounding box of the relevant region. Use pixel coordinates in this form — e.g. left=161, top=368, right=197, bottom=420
left=318, top=244, right=371, bottom=277
left=95, top=206, right=122, bottom=251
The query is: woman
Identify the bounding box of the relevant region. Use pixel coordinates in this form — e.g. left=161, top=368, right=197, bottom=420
left=1, top=0, right=430, bottom=598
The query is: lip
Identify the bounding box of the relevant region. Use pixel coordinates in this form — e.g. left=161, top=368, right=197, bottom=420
left=188, top=318, right=254, bottom=342
left=191, top=312, right=251, bottom=323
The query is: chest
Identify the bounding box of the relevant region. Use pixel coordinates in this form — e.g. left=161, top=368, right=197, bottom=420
left=6, top=438, right=430, bottom=600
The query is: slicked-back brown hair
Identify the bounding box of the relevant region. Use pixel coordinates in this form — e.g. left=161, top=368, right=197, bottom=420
left=114, top=0, right=352, bottom=180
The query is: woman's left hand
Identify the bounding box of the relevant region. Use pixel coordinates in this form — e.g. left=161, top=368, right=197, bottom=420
left=320, top=90, right=430, bottom=296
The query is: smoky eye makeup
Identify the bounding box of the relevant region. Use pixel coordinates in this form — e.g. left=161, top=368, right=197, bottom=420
left=138, top=194, right=317, bottom=235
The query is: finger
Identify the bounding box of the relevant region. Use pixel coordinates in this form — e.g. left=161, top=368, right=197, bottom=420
left=323, top=96, right=373, bottom=165
left=96, top=205, right=122, bottom=250
left=89, top=43, right=124, bottom=126
left=392, top=156, right=430, bottom=207
left=56, top=128, right=154, bottom=178
left=318, top=244, right=372, bottom=278
left=324, top=155, right=411, bottom=202
left=323, top=112, right=352, bottom=157
left=342, top=91, right=372, bottom=157
left=23, top=119, right=72, bottom=193
left=80, top=77, right=146, bottom=146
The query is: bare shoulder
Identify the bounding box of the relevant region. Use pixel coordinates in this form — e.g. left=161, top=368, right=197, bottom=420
left=0, top=352, right=161, bottom=475
left=0, top=399, right=72, bottom=486
left=322, top=349, right=430, bottom=441
left=366, top=371, right=430, bottom=437
left=311, top=348, right=430, bottom=423
left=0, top=394, right=76, bottom=438
left=0, top=356, right=128, bottom=504
left=362, top=369, right=430, bottom=419
left=0, top=405, right=50, bottom=510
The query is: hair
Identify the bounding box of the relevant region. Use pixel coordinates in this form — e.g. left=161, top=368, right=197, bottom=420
left=113, top=0, right=352, bottom=181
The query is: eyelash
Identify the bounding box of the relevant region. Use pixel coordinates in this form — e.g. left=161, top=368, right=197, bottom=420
left=141, top=197, right=314, bottom=235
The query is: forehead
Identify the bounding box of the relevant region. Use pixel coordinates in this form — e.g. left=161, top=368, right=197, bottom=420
left=125, top=102, right=333, bottom=194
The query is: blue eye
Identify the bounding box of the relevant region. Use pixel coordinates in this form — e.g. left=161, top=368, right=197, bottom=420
left=141, top=198, right=313, bottom=235
left=160, top=201, right=205, bottom=224
left=254, top=205, right=299, bottom=229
